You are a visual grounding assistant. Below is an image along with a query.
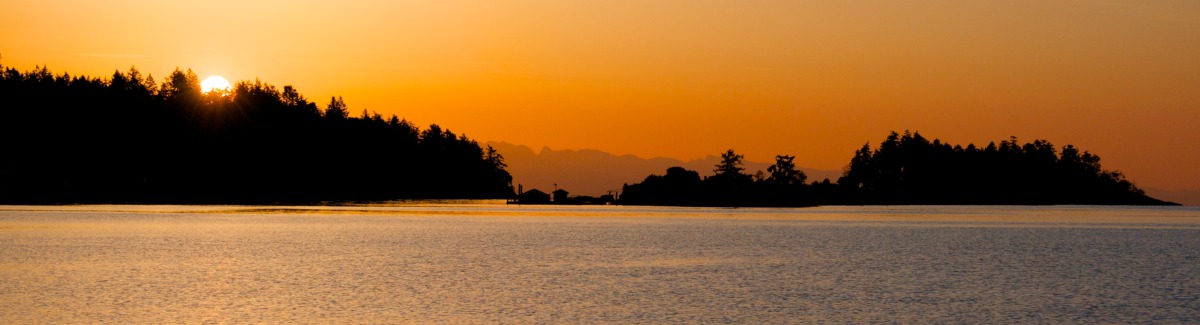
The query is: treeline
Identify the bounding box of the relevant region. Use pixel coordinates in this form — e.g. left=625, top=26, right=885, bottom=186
left=0, top=64, right=513, bottom=203
left=621, top=131, right=1174, bottom=206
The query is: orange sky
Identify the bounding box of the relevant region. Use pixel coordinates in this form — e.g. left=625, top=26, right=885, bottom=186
left=3, top=0, right=1198, bottom=192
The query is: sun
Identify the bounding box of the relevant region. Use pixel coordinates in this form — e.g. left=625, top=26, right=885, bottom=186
left=200, top=75, right=231, bottom=93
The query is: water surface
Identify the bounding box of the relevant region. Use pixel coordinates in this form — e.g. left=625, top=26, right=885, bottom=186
left=2, top=204, right=1198, bottom=323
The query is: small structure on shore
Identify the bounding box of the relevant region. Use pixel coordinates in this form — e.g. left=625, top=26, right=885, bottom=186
left=510, top=187, right=616, bottom=205
left=516, top=189, right=551, bottom=204
left=552, top=189, right=569, bottom=203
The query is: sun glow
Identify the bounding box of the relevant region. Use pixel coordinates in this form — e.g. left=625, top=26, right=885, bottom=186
left=200, top=76, right=231, bottom=93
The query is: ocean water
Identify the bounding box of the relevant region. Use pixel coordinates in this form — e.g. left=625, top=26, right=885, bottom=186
left=1, top=204, right=1198, bottom=323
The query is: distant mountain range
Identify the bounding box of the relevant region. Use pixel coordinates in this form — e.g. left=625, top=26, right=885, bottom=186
left=487, top=142, right=842, bottom=197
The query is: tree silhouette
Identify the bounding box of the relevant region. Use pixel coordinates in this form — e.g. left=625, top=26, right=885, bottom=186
left=766, top=155, right=806, bottom=186
left=159, top=67, right=200, bottom=102
left=325, top=96, right=349, bottom=120
left=714, top=149, right=745, bottom=176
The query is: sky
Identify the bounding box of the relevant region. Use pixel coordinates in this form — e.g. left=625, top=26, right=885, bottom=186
left=3, top=0, right=1198, bottom=193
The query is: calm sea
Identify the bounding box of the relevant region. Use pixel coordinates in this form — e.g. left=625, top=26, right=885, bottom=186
left=1, top=203, right=1198, bottom=323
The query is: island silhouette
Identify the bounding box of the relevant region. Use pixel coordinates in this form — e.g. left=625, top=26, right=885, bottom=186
left=613, top=131, right=1174, bottom=206
left=0, top=64, right=1175, bottom=205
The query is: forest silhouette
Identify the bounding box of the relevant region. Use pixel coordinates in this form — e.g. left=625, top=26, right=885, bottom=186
left=0, top=63, right=1175, bottom=206
left=0, top=64, right=513, bottom=203
left=619, top=131, right=1175, bottom=206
